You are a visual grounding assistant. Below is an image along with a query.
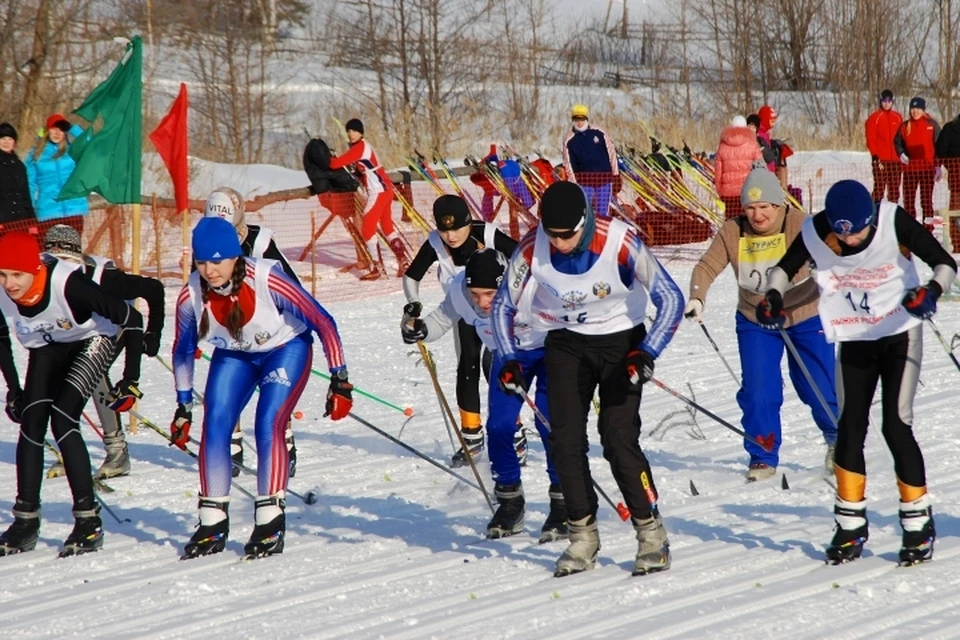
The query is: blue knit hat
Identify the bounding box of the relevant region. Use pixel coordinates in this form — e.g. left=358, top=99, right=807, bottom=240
left=824, top=180, right=875, bottom=235
left=193, top=216, right=242, bottom=261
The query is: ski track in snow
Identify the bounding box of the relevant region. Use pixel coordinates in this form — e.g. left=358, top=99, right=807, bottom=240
left=1, top=260, right=959, bottom=639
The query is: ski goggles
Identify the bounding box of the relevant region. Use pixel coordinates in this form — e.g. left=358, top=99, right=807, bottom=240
left=543, top=217, right=585, bottom=239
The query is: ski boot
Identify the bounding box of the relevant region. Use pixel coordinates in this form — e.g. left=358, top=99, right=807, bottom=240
left=230, top=431, right=243, bottom=478
left=359, top=262, right=383, bottom=281
left=285, top=424, right=298, bottom=478
left=554, top=515, right=599, bottom=577
left=486, top=482, right=525, bottom=539
left=96, top=431, right=131, bottom=479
left=514, top=427, right=528, bottom=467
left=746, top=463, right=776, bottom=482
left=182, top=497, right=230, bottom=560
left=451, top=427, right=484, bottom=468
left=243, top=493, right=286, bottom=559
left=825, top=498, right=867, bottom=564
left=47, top=461, right=66, bottom=478
left=0, top=502, right=40, bottom=556
left=389, top=237, right=410, bottom=278
left=59, top=504, right=104, bottom=558
left=539, top=484, right=568, bottom=544
left=899, top=497, right=935, bottom=566
left=632, top=513, right=671, bottom=575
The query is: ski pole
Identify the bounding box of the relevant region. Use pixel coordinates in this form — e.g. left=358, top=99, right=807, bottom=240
left=650, top=377, right=775, bottom=452
left=417, top=341, right=495, bottom=513
left=96, top=492, right=130, bottom=524
left=129, top=407, right=258, bottom=501
left=926, top=318, right=960, bottom=373
left=777, top=327, right=839, bottom=425
left=698, top=322, right=740, bottom=386
left=346, top=411, right=484, bottom=492
left=518, top=390, right=631, bottom=522
left=414, top=341, right=458, bottom=453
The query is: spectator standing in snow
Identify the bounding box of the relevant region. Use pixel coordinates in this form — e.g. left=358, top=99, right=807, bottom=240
left=865, top=89, right=904, bottom=204
left=562, top=105, right=620, bottom=219
left=714, top=115, right=763, bottom=219
left=24, top=114, right=88, bottom=235
left=0, top=123, right=34, bottom=226
left=746, top=114, right=776, bottom=173
left=895, top=97, right=941, bottom=229
left=935, top=109, right=960, bottom=210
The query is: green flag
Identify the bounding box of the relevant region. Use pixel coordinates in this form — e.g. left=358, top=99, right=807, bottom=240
left=57, top=36, right=142, bottom=204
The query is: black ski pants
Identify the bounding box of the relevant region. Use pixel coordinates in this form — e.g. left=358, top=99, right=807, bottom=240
left=544, top=325, right=658, bottom=522
left=16, top=336, right=115, bottom=511
left=835, top=326, right=926, bottom=491
left=453, top=319, right=483, bottom=421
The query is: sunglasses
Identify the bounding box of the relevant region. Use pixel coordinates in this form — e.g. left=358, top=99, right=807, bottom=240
left=544, top=217, right=585, bottom=239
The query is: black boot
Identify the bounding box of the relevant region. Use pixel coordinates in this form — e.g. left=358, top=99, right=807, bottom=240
left=244, top=494, right=286, bottom=559
left=451, top=427, right=484, bottom=468
left=825, top=499, right=868, bottom=565
left=486, top=482, right=525, bottom=539
left=539, top=484, right=569, bottom=543
left=59, top=504, right=104, bottom=558
left=899, top=504, right=935, bottom=566
left=182, top=498, right=230, bottom=560
left=0, top=501, right=40, bottom=556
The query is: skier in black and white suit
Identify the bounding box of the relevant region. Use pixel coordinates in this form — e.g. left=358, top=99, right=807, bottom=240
left=0, top=231, right=143, bottom=557
left=43, top=223, right=164, bottom=480
left=758, top=180, right=957, bottom=565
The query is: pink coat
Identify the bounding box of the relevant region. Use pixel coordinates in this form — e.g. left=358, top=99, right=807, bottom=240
left=714, top=126, right=763, bottom=198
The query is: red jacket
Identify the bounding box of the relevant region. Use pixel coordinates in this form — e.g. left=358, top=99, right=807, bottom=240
left=328, top=139, right=393, bottom=195
left=865, top=108, right=903, bottom=162
left=714, top=126, right=763, bottom=198
left=894, top=116, right=941, bottom=170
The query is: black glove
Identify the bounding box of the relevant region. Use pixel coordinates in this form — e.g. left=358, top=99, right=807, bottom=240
left=498, top=360, right=529, bottom=396
left=143, top=331, right=161, bottom=357
left=902, top=283, right=940, bottom=320
left=325, top=372, right=353, bottom=420
left=170, top=403, right=193, bottom=450
left=5, top=388, right=23, bottom=424
left=625, top=349, right=655, bottom=385
left=403, top=301, right=423, bottom=318
left=755, top=290, right=786, bottom=329
left=402, top=318, right=428, bottom=344
left=108, top=378, right=143, bottom=412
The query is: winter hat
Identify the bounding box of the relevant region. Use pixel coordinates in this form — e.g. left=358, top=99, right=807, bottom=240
left=740, top=168, right=785, bottom=207
left=909, top=96, right=926, bottom=110
left=345, top=118, right=364, bottom=135
left=0, top=122, right=17, bottom=141
left=757, top=105, right=777, bottom=129
left=45, top=113, right=70, bottom=132
left=540, top=181, right=588, bottom=230
left=880, top=89, right=894, bottom=102
left=731, top=115, right=747, bottom=127
left=192, top=217, right=243, bottom=262
left=571, top=104, right=589, bottom=119
left=204, top=187, right=245, bottom=227
left=824, top=180, right=875, bottom=235
left=43, top=224, right=82, bottom=259
left=0, top=232, right=42, bottom=273
left=433, top=194, right=471, bottom=231
left=465, top=248, right=507, bottom=290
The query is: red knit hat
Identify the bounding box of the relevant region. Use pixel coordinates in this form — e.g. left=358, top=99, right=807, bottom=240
left=757, top=105, right=777, bottom=130
left=0, top=232, right=42, bottom=273
left=45, top=113, right=69, bottom=132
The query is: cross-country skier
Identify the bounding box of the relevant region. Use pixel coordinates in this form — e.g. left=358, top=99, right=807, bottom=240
left=402, top=194, right=518, bottom=467
left=0, top=232, right=144, bottom=557
left=402, top=248, right=566, bottom=542
left=173, top=217, right=352, bottom=559
left=328, top=118, right=408, bottom=280
left=42, top=223, right=165, bottom=479
left=492, top=181, right=684, bottom=577
left=685, top=168, right=838, bottom=481
left=203, top=187, right=300, bottom=478
left=758, top=180, right=956, bottom=565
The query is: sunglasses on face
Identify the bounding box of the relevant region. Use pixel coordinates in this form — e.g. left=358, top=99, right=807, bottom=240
left=544, top=217, right=585, bottom=239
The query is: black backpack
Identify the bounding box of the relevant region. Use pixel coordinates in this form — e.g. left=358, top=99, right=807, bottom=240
left=303, top=137, right=359, bottom=194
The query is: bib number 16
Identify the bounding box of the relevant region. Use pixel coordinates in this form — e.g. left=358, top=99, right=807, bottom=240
left=562, top=312, right=588, bottom=324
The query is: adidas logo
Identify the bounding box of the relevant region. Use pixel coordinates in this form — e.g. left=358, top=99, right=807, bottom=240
left=262, top=367, right=291, bottom=387
left=212, top=251, right=222, bottom=259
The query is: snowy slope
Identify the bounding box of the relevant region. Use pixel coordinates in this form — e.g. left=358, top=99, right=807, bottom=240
left=1, top=259, right=960, bottom=638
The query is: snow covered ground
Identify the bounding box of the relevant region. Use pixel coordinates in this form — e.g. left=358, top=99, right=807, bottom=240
left=1, top=249, right=960, bottom=638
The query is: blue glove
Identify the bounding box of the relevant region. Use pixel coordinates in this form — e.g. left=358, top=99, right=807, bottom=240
left=902, top=284, right=940, bottom=320
left=755, top=290, right=786, bottom=329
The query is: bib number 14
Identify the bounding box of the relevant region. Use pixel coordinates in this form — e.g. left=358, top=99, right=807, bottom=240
left=844, top=291, right=871, bottom=314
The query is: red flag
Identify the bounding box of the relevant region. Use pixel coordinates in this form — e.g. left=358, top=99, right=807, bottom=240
left=150, top=83, right=189, bottom=212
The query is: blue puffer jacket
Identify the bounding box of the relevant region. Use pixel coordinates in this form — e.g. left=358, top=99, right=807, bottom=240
left=25, top=124, right=88, bottom=221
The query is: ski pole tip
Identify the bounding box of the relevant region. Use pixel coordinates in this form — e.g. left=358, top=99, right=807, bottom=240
left=616, top=503, right=631, bottom=521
